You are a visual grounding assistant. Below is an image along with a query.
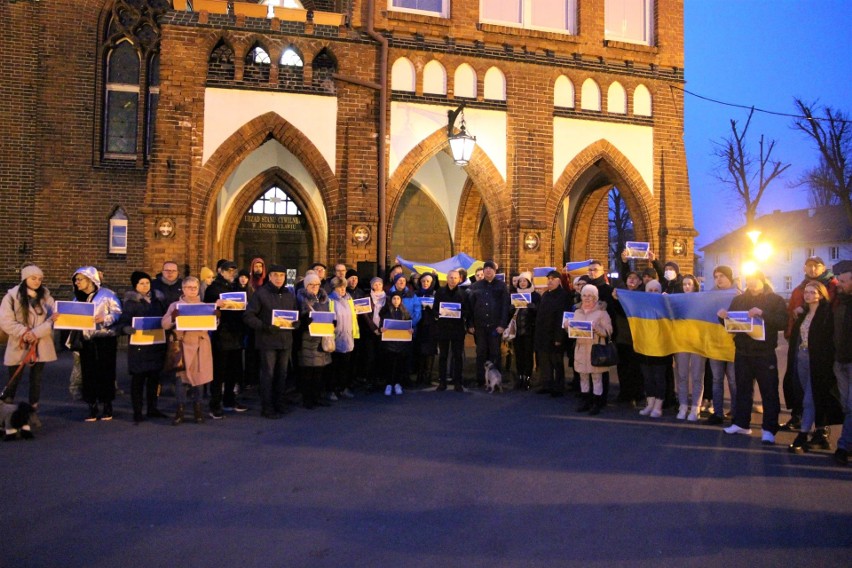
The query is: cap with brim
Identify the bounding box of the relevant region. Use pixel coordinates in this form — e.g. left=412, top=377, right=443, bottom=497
left=219, top=261, right=238, bottom=270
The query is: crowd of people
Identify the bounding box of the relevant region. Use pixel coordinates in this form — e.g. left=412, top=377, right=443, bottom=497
left=1, top=253, right=851, bottom=467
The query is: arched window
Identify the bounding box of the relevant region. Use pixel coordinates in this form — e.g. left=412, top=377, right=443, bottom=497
left=250, top=186, right=303, bottom=216
left=554, top=75, right=575, bottom=108
left=483, top=67, right=506, bottom=101
left=279, top=45, right=304, bottom=89
left=607, top=81, right=627, bottom=114
left=312, top=48, right=337, bottom=93
left=454, top=63, right=477, bottom=99
left=391, top=57, right=416, bottom=92
left=208, top=39, right=236, bottom=81
left=581, top=78, right=601, bottom=111
left=104, top=41, right=140, bottom=157
left=633, top=84, right=653, bottom=116
left=423, top=60, right=447, bottom=95
left=101, top=0, right=169, bottom=162
left=244, top=44, right=271, bottom=84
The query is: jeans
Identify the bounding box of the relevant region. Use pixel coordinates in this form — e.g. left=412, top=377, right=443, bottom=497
left=733, top=353, right=780, bottom=434
left=834, top=361, right=852, bottom=451
left=797, top=348, right=816, bottom=432
left=675, top=352, right=706, bottom=406
left=709, top=359, right=736, bottom=418
left=259, top=349, right=291, bottom=413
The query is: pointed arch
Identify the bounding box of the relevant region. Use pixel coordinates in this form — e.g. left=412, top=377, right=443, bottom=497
left=607, top=81, right=627, bottom=114
left=391, top=57, right=416, bottom=92
left=423, top=60, right=447, bottom=95
left=581, top=78, right=601, bottom=111
left=548, top=139, right=656, bottom=262
left=483, top=67, right=506, bottom=101
left=387, top=127, right=510, bottom=260
left=188, top=111, right=338, bottom=266
left=453, top=63, right=477, bottom=99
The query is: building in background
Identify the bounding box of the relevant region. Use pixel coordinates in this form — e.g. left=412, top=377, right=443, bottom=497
left=0, top=0, right=691, bottom=292
left=700, top=206, right=852, bottom=298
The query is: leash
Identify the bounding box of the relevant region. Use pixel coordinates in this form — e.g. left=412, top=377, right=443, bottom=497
left=0, top=338, right=38, bottom=400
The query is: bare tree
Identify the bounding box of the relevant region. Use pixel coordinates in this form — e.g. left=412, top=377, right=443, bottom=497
left=802, top=157, right=841, bottom=208
left=608, top=187, right=634, bottom=270
left=713, top=108, right=790, bottom=225
left=792, top=99, right=852, bottom=224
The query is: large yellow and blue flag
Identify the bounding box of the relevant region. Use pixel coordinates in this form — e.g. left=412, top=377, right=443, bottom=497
left=395, top=253, right=483, bottom=283
left=616, top=290, right=737, bottom=361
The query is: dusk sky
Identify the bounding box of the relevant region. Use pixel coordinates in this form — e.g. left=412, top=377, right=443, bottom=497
left=683, top=0, right=852, bottom=250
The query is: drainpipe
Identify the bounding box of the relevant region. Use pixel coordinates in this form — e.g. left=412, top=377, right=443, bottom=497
left=365, top=0, right=388, bottom=276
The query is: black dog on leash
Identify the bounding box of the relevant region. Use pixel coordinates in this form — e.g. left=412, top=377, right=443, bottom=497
left=1, top=401, right=36, bottom=441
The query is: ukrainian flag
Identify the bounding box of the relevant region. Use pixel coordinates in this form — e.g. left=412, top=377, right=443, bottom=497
left=532, top=267, right=557, bottom=288
left=54, top=301, right=95, bottom=330
left=382, top=319, right=413, bottom=342
left=130, top=317, right=166, bottom=345
left=617, top=290, right=736, bottom=361
left=565, top=260, right=594, bottom=278
left=175, top=303, right=217, bottom=331
left=396, top=253, right=482, bottom=283
left=309, top=310, right=335, bottom=337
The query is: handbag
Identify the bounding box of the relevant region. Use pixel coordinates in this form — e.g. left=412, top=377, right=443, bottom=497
left=321, top=334, right=336, bottom=353
left=590, top=333, right=618, bottom=367
left=164, top=333, right=185, bottom=372
left=502, top=315, right=517, bottom=342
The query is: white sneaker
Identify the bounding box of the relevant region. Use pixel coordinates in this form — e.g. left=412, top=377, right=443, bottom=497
left=384, top=385, right=392, bottom=396
left=639, top=397, right=657, bottom=416
left=761, top=430, right=775, bottom=445
left=394, top=384, right=403, bottom=395
left=340, top=388, right=355, bottom=399
left=677, top=404, right=688, bottom=420
left=724, top=424, right=753, bottom=436
left=326, top=392, right=338, bottom=402
left=687, top=407, right=700, bottom=422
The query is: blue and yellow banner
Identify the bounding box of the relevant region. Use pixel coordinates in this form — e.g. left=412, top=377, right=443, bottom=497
left=382, top=319, right=413, bottom=342
left=532, top=267, right=557, bottom=288
left=54, top=301, right=96, bottom=330
left=176, top=303, right=217, bottom=331
left=130, top=317, right=166, bottom=345
left=395, top=253, right=483, bottom=283
left=616, top=290, right=737, bottom=361
left=565, top=260, right=594, bottom=278
left=309, top=310, right=335, bottom=337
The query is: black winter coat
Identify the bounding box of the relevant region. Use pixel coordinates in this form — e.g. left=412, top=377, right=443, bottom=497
left=204, top=275, right=245, bottom=350
left=534, top=287, right=571, bottom=352
left=726, top=289, right=787, bottom=355
left=509, top=288, right=540, bottom=338
left=785, top=301, right=844, bottom=425
left=465, top=277, right=510, bottom=331
left=119, top=290, right=167, bottom=375
left=243, top=281, right=299, bottom=351
left=433, top=284, right=468, bottom=341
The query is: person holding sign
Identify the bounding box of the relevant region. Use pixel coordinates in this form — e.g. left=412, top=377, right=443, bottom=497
left=162, top=276, right=213, bottom=425
left=117, top=271, right=168, bottom=423
left=71, top=266, right=121, bottom=422
left=718, top=271, right=788, bottom=444
left=379, top=290, right=412, bottom=396
left=414, top=272, right=439, bottom=387
left=569, top=285, right=613, bottom=415
left=0, top=264, right=57, bottom=424
left=433, top=269, right=468, bottom=392
left=296, top=273, right=333, bottom=409
left=243, top=265, right=299, bottom=419
left=467, top=260, right=510, bottom=387
left=510, top=271, right=539, bottom=391
left=329, top=276, right=359, bottom=400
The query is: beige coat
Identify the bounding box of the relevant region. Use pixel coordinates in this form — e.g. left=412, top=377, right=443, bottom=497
left=570, top=301, right=613, bottom=374
left=162, top=297, right=213, bottom=387
left=1, top=285, right=57, bottom=366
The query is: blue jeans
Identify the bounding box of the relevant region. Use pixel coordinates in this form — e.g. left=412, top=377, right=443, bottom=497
left=834, top=361, right=852, bottom=451
left=796, top=348, right=816, bottom=432
left=709, top=359, right=736, bottom=418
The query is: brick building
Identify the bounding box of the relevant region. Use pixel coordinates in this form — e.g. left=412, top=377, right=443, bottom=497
left=0, top=0, right=694, bottom=293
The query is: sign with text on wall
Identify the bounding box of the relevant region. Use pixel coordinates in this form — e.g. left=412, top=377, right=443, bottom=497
left=241, top=214, right=305, bottom=233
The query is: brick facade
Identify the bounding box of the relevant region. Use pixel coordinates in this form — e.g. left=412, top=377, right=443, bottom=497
left=0, top=0, right=693, bottom=295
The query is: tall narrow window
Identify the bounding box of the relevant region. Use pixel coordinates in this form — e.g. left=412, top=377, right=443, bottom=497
left=251, top=186, right=303, bottom=216
left=104, top=41, right=140, bottom=157
left=146, top=54, right=159, bottom=159
left=244, top=44, right=272, bottom=84
left=279, top=45, right=304, bottom=89
left=312, top=48, right=337, bottom=93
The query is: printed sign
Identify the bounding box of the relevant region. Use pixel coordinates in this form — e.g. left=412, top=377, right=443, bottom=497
left=130, top=317, right=165, bottom=345
left=272, top=310, right=298, bottom=329
left=439, top=302, right=461, bottom=319
left=309, top=310, right=335, bottom=337
left=624, top=241, right=650, bottom=259
left=511, top=293, right=531, bottom=309
left=54, top=301, right=96, bottom=331
left=382, top=319, right=413, bottom=342
left=219, top=292, right=247, bottom=310
left=176, top=303, right=217, bottom=331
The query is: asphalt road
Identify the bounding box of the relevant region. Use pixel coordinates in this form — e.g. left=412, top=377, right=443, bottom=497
left=3, top=348, right=850, bottom=568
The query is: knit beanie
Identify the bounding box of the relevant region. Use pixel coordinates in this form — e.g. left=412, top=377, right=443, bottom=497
left=664, top=261, right=680, bottom=273
left=20, top=265, right=44, bottom=281
left=199, top=266, right=215, bottom=281
left=713, top=265, right=733, bottom=283
left=130, top=271, right=152, bottom=289
left=345, top=269, right=359, bottom=279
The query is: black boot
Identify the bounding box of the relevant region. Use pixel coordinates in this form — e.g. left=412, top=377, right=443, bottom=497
left=577, top=393, right=593, bottom=412
left=172, top=404, right=184, bottom=426
left=437, top=379, right=447, bottom=392
left=193, top=401, right=205, bottom=424
left=788, top=432, right=810, bottom=454
left=810, top=428, right=831, bottom=450
left=589, top=395, right=604, bottom=416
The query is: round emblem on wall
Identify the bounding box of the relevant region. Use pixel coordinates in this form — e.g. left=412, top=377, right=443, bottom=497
left=352, top=225, right=370, bottom=244
left=672, top=239, right=685, bottom=256
left=157, top=218, right=176, bottom=239
left=523, top=232, right=540, bottom=251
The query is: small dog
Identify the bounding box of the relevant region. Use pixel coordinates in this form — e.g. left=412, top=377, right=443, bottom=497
left=1, top=401, right=36, bottom=441
left=484, top=361, right=503, bottom=393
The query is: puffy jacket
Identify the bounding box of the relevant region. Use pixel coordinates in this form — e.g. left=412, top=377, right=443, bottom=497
left=297, top=288, right=332, bottom=367
left=118, top=289, right=167, bottom=375
left=1, top=285, right=57, bottom=366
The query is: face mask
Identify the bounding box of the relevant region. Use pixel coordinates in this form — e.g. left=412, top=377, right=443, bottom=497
left=664, top=270, right=676, bottom=281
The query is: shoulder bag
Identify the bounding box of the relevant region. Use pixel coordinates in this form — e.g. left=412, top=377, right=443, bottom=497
left=590, top=333, right=618, bottom=367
